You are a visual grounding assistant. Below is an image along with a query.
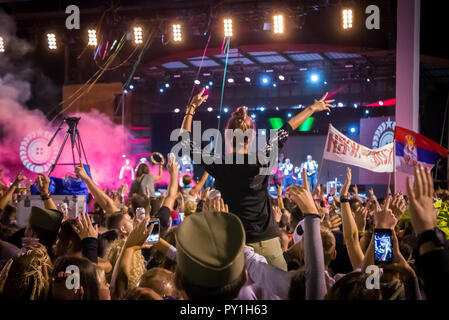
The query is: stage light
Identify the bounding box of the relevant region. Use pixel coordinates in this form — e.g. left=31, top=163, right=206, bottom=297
left=310, top=73, right=319, bottom=83
left=172, top=24, right=182, bottom=42
left=275, top=106, right=279, bottom=111
left=223, top=107, right=229, bottom=113
left=194, top=80, right=200, bottom=85
left=299, top=117, right=315, bottom=132
left=88, top=29, right=97, bottom=46
left=0, top=37, right=4, bottom=52
left=365, top=109, right=370, bottom=115
left=300, top=67, right=308, bottom=71
left=209, top=81, right=213, bottom=86
left=324, top=81, right=328, bottom=85
left=269, top=117, right=283, bottom=130
left=366, top=78, right=371, bottom=82
left=122, top=154, right=126, bottom=158
left=159, top=88, right=164, bottom=93
left=217, top=115, right=221, bottom=119
left=205, top=85, right=210, bottom=89
left=245, top=77, right=251, bottom=82
left=174, top=74, right=181, bottom=78
left=342, top=9, right=353, bottom=29
left=354, top=103, right=358, bottom=108
left=337, top=102, right=344, bottom=107
left=133, top=26, right=143, bottom=44
left=257, top=106, right=265, bottom=112
left=174, top=108, right=180, bottom=113
left=349, top=126, right=357, bottom=134
left=165, top=83, right=170, bottom=88
left=224, top=18, right=233, bottom=37
left=273, top=14, right=284, bottom=34
left=273, top=83, right=277, bottom=87
left=251, top=113, right=256, bottom=119
left=287, top=113, right=292, bottom=118
left=129, top=84, right=134, bottom=90
left=46, top=33, right=57, bottom=50
left=124, top=89, right=128, bottom=94
left=379, top=101, right=384, bottom=106
left=326, top=112, right=330, bottom=116
left=207, top=107, right=213, bottom=112
left=278, top=75, right=285, bottom=81
left=227, top=78, right=234, bottom=83
left=260, top=75, right=271, bottom=86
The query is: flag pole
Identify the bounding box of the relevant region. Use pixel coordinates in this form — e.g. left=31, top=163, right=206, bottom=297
left=393, top=140, right=396, bottom=194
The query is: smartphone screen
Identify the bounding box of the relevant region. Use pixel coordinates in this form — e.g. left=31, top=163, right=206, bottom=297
left=146, top=220, right=160, bottom=243
left=374, top=229, right=393, bottom=264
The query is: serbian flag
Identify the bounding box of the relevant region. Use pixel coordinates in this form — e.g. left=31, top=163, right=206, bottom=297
left=394, top=126, right=449, bottom=174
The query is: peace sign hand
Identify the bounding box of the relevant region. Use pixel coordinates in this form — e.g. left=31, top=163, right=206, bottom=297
left=189, top=88, right=209, bottom=109
left=309, top=92, right=335, bottom=113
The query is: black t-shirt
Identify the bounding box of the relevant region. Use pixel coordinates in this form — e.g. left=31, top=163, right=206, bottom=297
left=182, top=123, right=293, bottom=243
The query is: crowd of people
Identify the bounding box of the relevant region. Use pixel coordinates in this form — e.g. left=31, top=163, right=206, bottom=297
left=0, top=90, right=448, bottom=300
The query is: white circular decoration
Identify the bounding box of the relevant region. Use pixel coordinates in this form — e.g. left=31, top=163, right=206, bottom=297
left=372, top=117, right=395, bottom=149
left=20, top=129, right=59, bottom=173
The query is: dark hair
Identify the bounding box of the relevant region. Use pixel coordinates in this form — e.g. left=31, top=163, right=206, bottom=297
left=175, top=268, right=246, bottom=300
left=136, top=163, right=150, bottom=178
left=289, top=268, right=306, bottom=300
left=1, top=204, right=16, bottom=224
left=56, top=220, right=82, bottom=256
left=182, top=175, right=191, bottom=186
left=325, top=272, right=382, bottom=300
left=97, top=229, right=120, bottom=258
left=105, top=212, right=125, bottom=231
left=30, top=225, right=59, bottom=258
left=150, top=197, right=163, bottom=217
left=50, top=256, right=99, bottom=300
left=131, top=194, right=151, bottom=215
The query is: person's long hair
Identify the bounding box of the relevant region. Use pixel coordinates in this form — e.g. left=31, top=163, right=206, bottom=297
left=225, top=106, right=255, bottom=152
left=136, top=163, right=150, bottom=178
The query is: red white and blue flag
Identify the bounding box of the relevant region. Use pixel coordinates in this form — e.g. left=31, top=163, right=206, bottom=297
left=394, top=126, right=449, bottom=174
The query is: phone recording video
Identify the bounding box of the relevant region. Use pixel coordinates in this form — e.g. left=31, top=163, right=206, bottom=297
left=146, top=219, right=160, bottom=243
left=374, top=229, right=393, bottom=264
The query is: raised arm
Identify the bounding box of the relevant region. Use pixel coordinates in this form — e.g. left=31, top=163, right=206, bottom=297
left=189, top=171, right=209, bottom=197
left=160, top=154, right=179, bottom=211
left=75, top=161, right=120, bottom=215
left=153, top=164, right=164, bottom=181
left=180, top=88, right=209, bottom=134
left=0, top=172, right=25, bottom=211
left=287, top=93, right=334, bottom=131
left=287, top=169, right=326, bottom=300
left=35, top=174, right=57, bottom=211
left=340, top=168, right=364, bottom=269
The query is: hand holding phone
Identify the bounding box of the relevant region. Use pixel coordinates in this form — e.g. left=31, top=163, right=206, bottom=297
left=146, top=218, right=160, bottom=243
left=374, top=229, right=393, bottom=264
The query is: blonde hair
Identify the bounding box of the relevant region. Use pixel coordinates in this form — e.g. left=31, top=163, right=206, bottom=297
left=3, top=246, right=52, bottom=300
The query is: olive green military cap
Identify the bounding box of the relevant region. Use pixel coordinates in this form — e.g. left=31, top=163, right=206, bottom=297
left=175, top=210, right=245, bottom=287
left=29, top=206, right=64, bottom=233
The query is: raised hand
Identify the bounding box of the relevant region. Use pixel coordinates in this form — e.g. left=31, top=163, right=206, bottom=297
left=273, top=205, right=282, bottom=223
left=374, top=195, right=398, bottom=229
left=189, top=88, right=209, bottom=110
left=276, top=185, right=283, bottom=198
left=322, top=214, right=342, bottom=232
left=390, top=192, right=407, bottom=220
left=198, top=187, right=210, bottom=201
left=352, top=184, right=358, bottom=196
left=74, top=213, right=98, bottom=240
left=286, top=169, right=318, bottom=215
left=166, top=153, right=179, bottom=176
left=124, top=217, right=151, bottom=251
left=406, top=165, right=437, bottom=235
left=309, top=92, right=335, bottom=113
left=340, top=167, right=352, bottom=197
left=75, top=160, right=90, bottom=181
left=354, top=206, right=368, bottom=232
left=35, top=174, right=51, bottom=195
left=207, top=197, right=229, bottom=213
left=12, top=171, right=26, bottom=187
left=379, top=231, right=416, bottom=281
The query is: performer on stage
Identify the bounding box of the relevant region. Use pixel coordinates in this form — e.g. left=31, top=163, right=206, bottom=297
left=280, top=158, right=294, bottom=189
left=302, top=155, right=318, bottom=191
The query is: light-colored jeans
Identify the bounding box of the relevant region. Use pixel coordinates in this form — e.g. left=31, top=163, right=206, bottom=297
left=247, top=237, right=287, bottom=271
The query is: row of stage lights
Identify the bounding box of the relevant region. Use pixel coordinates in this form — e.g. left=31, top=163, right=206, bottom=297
left=0, top=9, right=354, bottom=52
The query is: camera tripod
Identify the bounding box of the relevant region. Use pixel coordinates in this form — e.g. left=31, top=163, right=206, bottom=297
left=48, top=117, right=89, bottom=175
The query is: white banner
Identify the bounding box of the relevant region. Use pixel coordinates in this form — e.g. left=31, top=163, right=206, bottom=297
left=323, top=124, right=394, bottom=173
